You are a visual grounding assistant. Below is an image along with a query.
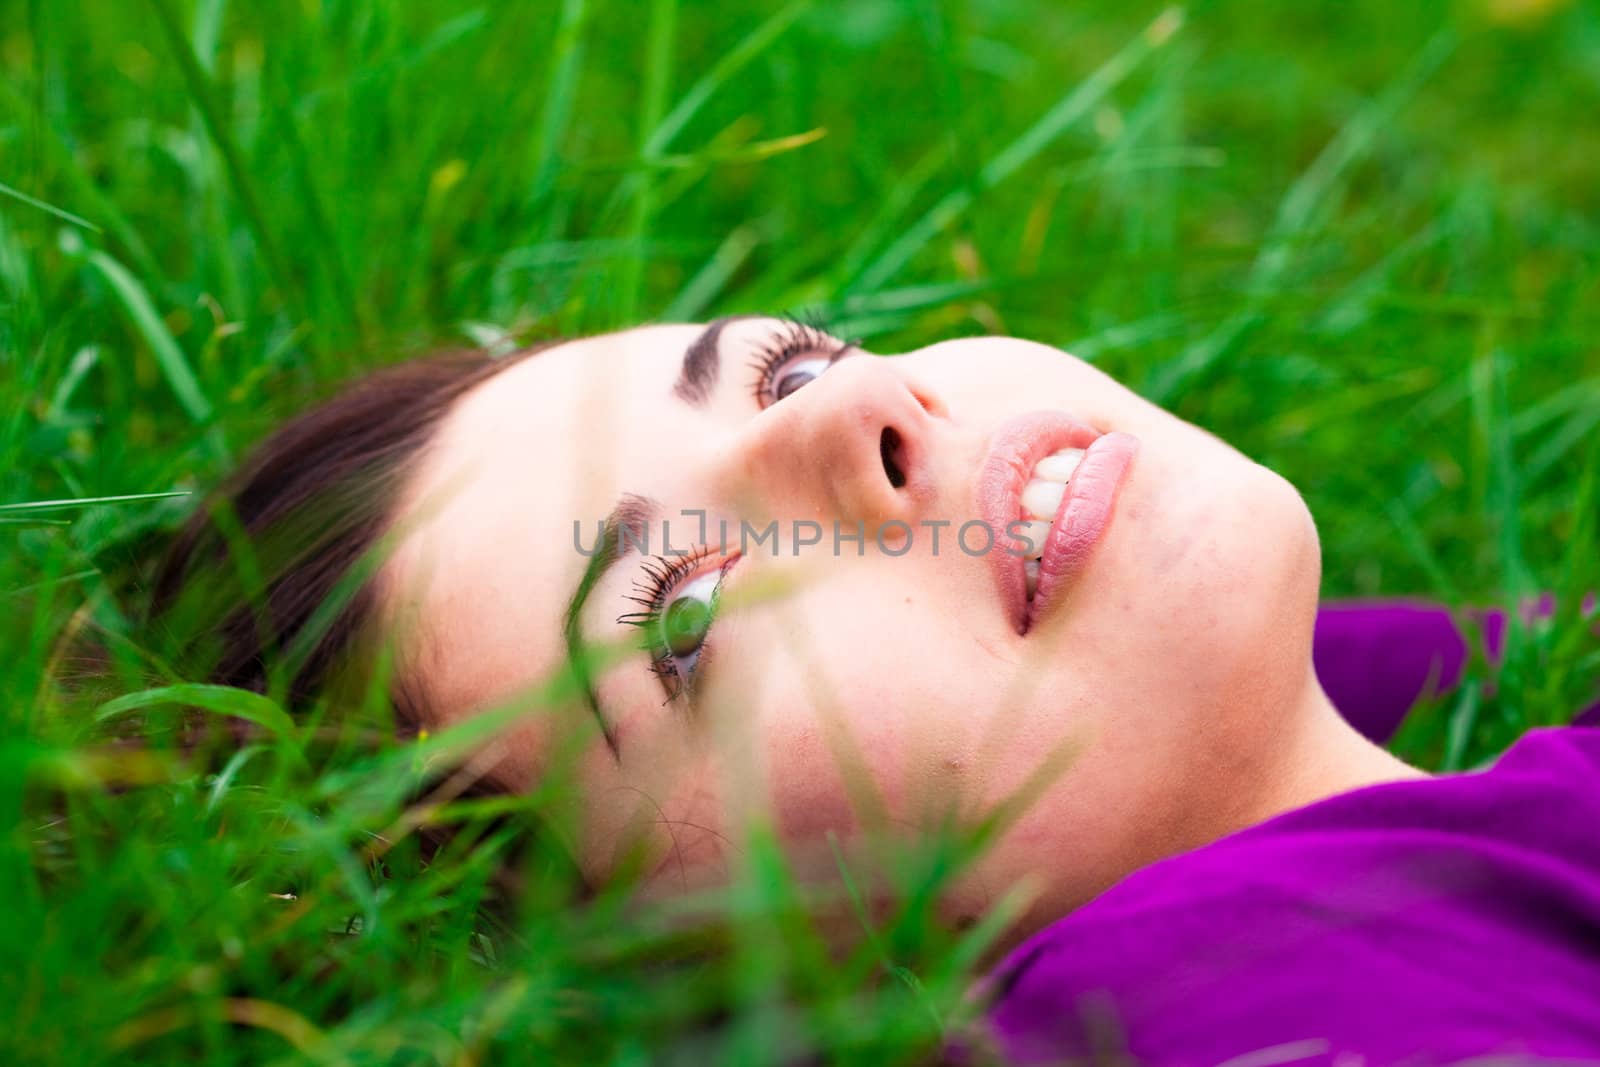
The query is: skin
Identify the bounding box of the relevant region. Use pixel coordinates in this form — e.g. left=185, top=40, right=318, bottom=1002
left=380, top=318, right=1422, bottom=944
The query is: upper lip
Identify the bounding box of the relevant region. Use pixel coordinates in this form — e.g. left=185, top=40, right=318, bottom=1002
left=976, top=411, right=1103, bottom=636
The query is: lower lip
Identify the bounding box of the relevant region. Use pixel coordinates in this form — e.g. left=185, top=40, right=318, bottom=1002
left=977, top=412, right=1139, bottom=636
left=1027, top=431, right=1139, bottom=631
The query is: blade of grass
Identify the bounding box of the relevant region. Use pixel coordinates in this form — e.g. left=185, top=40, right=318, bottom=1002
left=617, top=0, right=679, bottom=322
left=833, top=139, right=954, bottom=288
left=0, top=180, right=100, bottom=232
left=80, top=249, right=213, bottom=424
left=849, top=8, right=1185, bottom=294
left=1147, top=29, right=1456, bottom=402
left=1382, top=497, right=1463, bottom=605
left=145, top=0, right=308, bottom=342
left=44, top=344, right=101, bottom=420
left=1525, top=396, right=1600, bottom=482
left=1540, top=433, right=1600, bottom=723
left=528, top=0, right=588, bottom=212
left=579, top=127, right=827, bottom=173
left=612, top=0, right=809, bottom=318
left=661, top=225, right=761, bottom=321
left=0, top=79, right=162, bottom=283
left=0, top=491, right=190, bottom=513
left=268, top=94, right=370, bottom=343
left=95, top=683, right=298, bottom=741
left=1478, top=345, right=1537, bottom=596
left=1441, top=680, right=1482, bottom=773
left=643, top=0, right=811, bottom=157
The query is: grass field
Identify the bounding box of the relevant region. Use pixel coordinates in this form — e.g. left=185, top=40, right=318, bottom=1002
left=3, top=0, right=1598, bottom=1062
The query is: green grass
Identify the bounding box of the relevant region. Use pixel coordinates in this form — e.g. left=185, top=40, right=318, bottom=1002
left=3, top=0, right=1599, bottom=1061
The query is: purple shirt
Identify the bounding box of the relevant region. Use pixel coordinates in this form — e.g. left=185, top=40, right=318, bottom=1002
left=1312, top=599, right=1600, bottom=744
left=983, top=726, right=1600, bottom=1063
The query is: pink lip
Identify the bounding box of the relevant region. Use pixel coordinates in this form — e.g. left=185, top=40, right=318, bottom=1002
left=976, top=411, right=1139, bottom=636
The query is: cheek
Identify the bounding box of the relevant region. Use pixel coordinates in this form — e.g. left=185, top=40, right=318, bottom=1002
left=760, top=714, right=863, bottom=844
left=1135, top=422, right=1313, bottom=598
left=1065, top=432, right=1320, bottom=725
left=704, top=562, right=1001, bottom=838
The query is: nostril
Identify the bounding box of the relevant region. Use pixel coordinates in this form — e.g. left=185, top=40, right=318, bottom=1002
left=880, top=427, right=908, bottom=489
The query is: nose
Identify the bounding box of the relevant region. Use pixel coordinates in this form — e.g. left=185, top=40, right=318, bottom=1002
left=717, top=354, right=937, bottom=529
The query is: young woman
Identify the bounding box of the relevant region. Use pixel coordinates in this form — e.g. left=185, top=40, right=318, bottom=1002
left=151, top=317, right=1600, bottom=1063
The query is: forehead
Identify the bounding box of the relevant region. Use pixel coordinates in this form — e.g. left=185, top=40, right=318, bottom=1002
left=381, top=324, right=704, bottom=733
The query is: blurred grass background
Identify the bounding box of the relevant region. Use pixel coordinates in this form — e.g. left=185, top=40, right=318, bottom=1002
left=2, top=0, right=1598, bottom=1062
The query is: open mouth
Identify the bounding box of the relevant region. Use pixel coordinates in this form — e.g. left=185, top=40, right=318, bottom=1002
left=978, top=411, right=1139, bottom=636
left=1013, top=447, right=1085, bottom=602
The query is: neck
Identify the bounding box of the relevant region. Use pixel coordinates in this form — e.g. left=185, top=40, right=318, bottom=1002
left=972, top=672, right=1429, bottom=964
left=1241, top=669, right=1429, bottom=830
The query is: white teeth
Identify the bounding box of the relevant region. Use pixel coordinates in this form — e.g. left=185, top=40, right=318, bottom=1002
left=1015, top=519, right=1052, bottom=560
left=1017, top=446, right=1086, bottom=598
left=1021, top=478, right=1066, bottom=520
left=1033, top=447, right=1084, bottom=482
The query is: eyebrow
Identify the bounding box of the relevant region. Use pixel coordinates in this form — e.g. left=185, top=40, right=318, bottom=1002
left=561, top=492, right=661, bottom=759
left=566, top=314, right=770, bottom=754
left=673, top=314, right=760, bottom=406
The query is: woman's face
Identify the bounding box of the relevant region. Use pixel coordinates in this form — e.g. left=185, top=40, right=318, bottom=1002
left=383, top=318, right=1323, bottom=927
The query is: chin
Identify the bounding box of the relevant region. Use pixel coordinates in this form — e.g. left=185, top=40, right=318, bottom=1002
left=1249, top=461, right=1323, bottom=632
left=1188, top=459, right=1323, bottom=707
left=1105, top=438, right=1322, bottom=699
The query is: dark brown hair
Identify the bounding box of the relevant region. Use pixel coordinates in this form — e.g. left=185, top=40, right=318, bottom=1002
left=147, top=348, right=539, bottom=728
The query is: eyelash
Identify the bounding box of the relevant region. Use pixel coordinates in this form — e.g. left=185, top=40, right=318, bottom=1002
left=616, top=546, right=729, bottom=702
left=747, top=315, right=852, bottom=408
left=615, top=316, right=845, bottom=701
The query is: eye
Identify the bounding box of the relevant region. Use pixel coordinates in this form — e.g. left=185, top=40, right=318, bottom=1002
left=618, top=551, right=735, bottom=702
left=750, top=319, right=851, bottom=407
left=658, top=570, right=719, bottom=670
left=770, top=357, right=832, bottom=402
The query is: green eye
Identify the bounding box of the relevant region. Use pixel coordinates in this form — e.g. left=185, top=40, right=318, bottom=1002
left=620, top=557, right=732, bottom=702
left=662, top=594, right=712, bottom=657
left=653, top=568, right=723, bottom=678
